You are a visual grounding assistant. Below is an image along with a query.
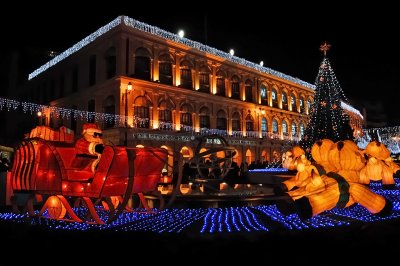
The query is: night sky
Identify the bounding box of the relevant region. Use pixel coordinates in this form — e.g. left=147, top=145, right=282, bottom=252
left=2, top=4, right=399, bottom=126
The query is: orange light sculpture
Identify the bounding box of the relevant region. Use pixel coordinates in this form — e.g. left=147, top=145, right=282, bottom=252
left=9, top=126, right=168, bottom=224
left=281, top=139, right=392, bottom=220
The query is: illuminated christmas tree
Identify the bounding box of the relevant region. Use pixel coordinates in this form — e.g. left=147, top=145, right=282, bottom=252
left=300, top=42, right=353, bottom=153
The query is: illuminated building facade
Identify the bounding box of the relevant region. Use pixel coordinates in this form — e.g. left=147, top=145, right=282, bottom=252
left=24, top=16, right=362, bottom=169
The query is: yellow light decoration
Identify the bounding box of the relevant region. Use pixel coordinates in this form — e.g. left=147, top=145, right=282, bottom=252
left=359, top=157, right=382, bottom=183
left=328, top=141, right=365, bottom=171
left=364, top=140, right=391, bottom=160
left=284, top=139, right=392, bottom=219
left=311, top=139, right=336, bottom=172
left=46, top=195, right=66, bottom=219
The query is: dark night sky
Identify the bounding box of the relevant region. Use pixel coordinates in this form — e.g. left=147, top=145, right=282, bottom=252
left=2, top=3, right=400, bottom=126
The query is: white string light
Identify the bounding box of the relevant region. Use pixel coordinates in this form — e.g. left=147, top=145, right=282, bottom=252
left=29, top=15, right=315, bottom=90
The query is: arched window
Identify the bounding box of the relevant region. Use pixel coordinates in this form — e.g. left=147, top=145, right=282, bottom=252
left=134, top=96, right=150, bottom=128
left=272, top=119, right=278, bottom=134
left=231, top=75, right=240, bottom=100
left=245, top=79, right=253, bottom=102
left=307, top=99, right=312, bottom=114
left=199, top=106, right=210, bottom=128
left=300, top=97, right=305, bottom=113
left=199, top=66, right=210, bottom=93
left=300, top=123, right=305, bottom=138
left=180, top=60, right=193, bottom=89
left=134, top=47, right=151, bottom=81
left=291, top=93, right=297, bottom=112
left=105, top=47, right=116, bottom=79
left=103, top=95, right=115, bottom=128
left=180, top=103, right=193, bottom=131
left=232, top=112, right=241, bottom=131
left=282, top=120, right=288, bottom=136
left=88, top=99, right=95, bottom=123
left=159, top=54, right=173, bottom=85
left=272, top=88, right=278, bottom=108
left=260, top=85, right=268, bottom=105
left=216, top=110, right=227, bottom=130
left=158, top=99, right=174, bottom=130
left=282, top=91, right=288, bottom=110
left=291, top=122, right=297, bottom=137
left=245, top=112, right=254, bottom=131
left=216, top=70, right=226, bottom=96
left=261, top=117, right=268, bottom=132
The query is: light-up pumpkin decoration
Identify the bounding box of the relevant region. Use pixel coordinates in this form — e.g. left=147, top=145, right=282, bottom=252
left=282, top=146, right=306, bottom=171
left=328, top=141, right=365, bottom=172
left=280, top=139, right=393, bottom=220
left=282, top=154, right=313, bottom=191
left=365, top=140, right=391, bottom=160
left=311, top=139, right=335, bottom=172
left=360, top=141, right=397, bottom=188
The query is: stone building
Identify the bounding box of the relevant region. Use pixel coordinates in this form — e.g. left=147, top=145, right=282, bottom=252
left=23, top=16, right=362, bottom=171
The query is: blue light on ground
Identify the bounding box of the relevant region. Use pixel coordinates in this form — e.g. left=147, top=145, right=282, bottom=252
left=1, top=179, right=400, bottom=234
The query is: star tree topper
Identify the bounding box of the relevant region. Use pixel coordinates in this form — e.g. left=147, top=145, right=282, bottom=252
left=320, top=41, right=331, bottom=56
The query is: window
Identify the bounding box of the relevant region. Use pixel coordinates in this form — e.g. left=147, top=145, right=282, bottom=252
left=217, top=117, right=227, bottom=130
left=200, top=115, right=210, bottom=128
left=180, top=104, right=193, bottom=130
left=291, top=122, right=297, bottom=137
left=180, top=66, right=192, bottom=89
left=272, top=89, right=278, bottom=108
left=181, top=113, right=192, bottom=126
left=134, top=48, right=151, bottom=81
left=300, top=123, right=305, bottom=137
left=103, top=95, right=115, bottom=129
left=272, top=119, right=278, bottom=133
left=199, top=107, right=210, bottom=128
left=300, top=97, right=305, bottom=113
left=199, top=66, right=210, bottom=93
left=245, top=79, right=252, bottom=102
left=231, top=75, right=240, bottom=99
left=216, top=76, right=225, bottom=96
left=261, top=117, right=268, bottom=132
left=291, top=94, right=296, bottom=111
left=134, top=106, right=150, bottom=128
left=232, top=112, right=241, bottom=131
left=282, top=120, right=288, bottom=135
left=260, top=85, right=268, bottom=105
left=159, top=109, right=172, bottom=122
left=159, top=54, right=173, bottom=85
left=245, top=113, right=254, bottom=131
left=282, top=92, right=288, bottom=110
left=216, top=110, right=227, bottom=130
left=105, top=47, right=116, bottom=79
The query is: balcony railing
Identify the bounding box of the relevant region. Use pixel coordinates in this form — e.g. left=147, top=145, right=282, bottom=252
left=108, top=119, right=301, bottom=141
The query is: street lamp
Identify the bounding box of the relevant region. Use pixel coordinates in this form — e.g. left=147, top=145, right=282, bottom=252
left=37, top=111, right=42, bottom=126
left=124, top=82, right=133, bottom=146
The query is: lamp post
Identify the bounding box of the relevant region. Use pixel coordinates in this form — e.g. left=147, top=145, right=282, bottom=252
left=37, top=111, right=42, bottom=126
left=124, top=82, right=133, bottom=146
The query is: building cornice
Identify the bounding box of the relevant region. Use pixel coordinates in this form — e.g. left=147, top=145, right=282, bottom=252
left=28, top=15, right=315, bottom=92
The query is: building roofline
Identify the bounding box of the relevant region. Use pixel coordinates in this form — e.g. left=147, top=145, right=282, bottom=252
left=28, top=15, right=315, bottom=90
left=341, top=101, right=363, bottom=119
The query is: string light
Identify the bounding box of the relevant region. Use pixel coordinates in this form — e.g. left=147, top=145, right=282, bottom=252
left=29, top=15, right=315, bottom=90
left=0, top=97, right=149, bottom=126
